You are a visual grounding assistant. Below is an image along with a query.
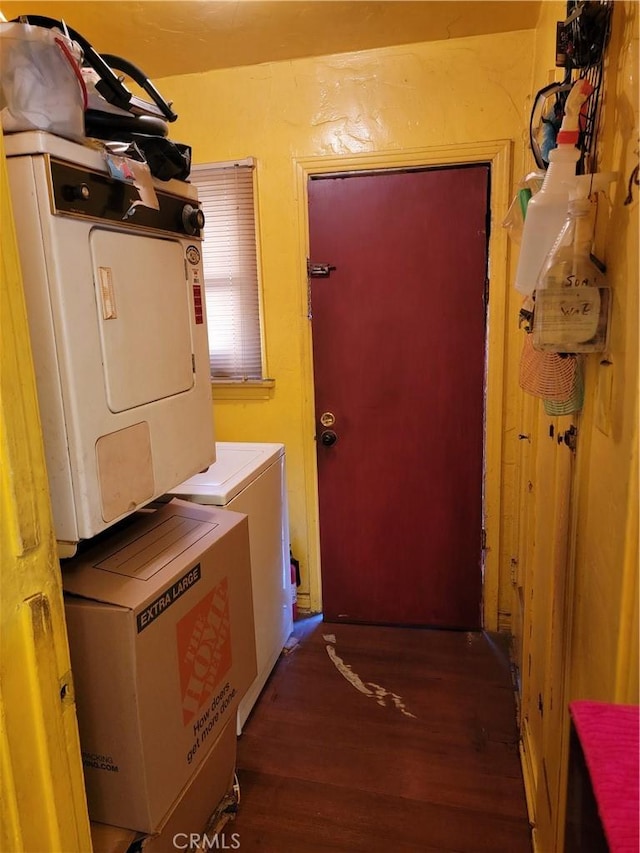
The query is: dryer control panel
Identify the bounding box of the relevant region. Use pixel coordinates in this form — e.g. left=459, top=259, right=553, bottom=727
left=49, top=158, right=204, bottom=237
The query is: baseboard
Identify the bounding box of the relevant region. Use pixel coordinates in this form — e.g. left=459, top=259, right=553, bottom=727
left=296, top=591, right=311, bottom=612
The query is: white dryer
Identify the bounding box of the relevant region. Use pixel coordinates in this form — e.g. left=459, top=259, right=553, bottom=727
left=169, top=442, right=293, bottom=733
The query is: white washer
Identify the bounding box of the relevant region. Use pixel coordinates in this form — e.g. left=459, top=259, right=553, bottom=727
left=169, top=442, right=293, bottom=733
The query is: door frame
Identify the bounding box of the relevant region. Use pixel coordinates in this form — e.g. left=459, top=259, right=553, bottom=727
left=294, top=139, right=512, bottom=631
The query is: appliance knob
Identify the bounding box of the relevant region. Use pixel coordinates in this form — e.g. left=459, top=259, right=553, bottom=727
left=64, top=183, right=90, bottom=201
left=182, top=204, right=205, bottom=235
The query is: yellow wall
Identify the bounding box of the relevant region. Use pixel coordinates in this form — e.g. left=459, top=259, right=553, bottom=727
left=513, top=3, right=638, bottom=847
left=569, top=0, right=639, bottom=704
left=0, top=6, right=636, bottom=845
left=0, top=134, right=92, bottom=851
left=524, top=0, right=639, bottom=705
left=159, top=30, right=537, bottom=614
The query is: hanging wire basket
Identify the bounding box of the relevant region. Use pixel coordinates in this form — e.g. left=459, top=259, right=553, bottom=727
left=560, top=0, right=614, bottom=173
left=562, top=0, right=613, bottom=69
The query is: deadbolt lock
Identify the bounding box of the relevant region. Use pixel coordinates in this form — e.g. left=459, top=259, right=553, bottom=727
left=320, top=412, right=336, bottom=427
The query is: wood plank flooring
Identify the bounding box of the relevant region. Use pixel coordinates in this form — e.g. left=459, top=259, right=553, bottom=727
left=230, top=616, right=532, bottom=852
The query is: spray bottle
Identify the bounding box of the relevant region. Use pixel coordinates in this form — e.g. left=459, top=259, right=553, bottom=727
left=532, top=172, right=616, bottom=353
left=514, top=78, right=593, bottom=296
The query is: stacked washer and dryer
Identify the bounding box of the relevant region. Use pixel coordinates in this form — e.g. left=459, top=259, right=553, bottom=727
left=169, top=442, right=294, bottom=733
left=5, top=131, right=293, bottom=738
left=4, top=41, right=293, bottom=835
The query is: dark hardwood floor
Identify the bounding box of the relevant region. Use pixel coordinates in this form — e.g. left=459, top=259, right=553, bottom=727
left=230, top=616, right=532, bottom=852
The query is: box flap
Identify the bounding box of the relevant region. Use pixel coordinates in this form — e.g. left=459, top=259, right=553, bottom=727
left=90, top=821, right=138, bottom=853
left=62, top=500, right=246, bottom=611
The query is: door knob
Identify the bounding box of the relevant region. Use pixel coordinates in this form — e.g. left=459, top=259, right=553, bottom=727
left=320, top=429, right=337, bottom=447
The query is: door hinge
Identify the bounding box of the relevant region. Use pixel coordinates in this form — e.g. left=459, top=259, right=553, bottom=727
left=510, top=556, right=518, bottom=585
left=307, top=259, right=336, bottom=278
left=558, top=423, right=578, bottom=452
left=481, top=528, right=487, bottom=550
left=482, top=276, right=489, bottom=311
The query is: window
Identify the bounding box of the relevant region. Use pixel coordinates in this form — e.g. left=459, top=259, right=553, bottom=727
left=190, top=159, right=264, bottom=381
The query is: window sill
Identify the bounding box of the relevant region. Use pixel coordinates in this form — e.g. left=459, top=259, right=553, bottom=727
left=211, top=379, right=275, bottom=401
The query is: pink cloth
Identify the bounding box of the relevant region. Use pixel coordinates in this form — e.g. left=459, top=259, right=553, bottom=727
left=569, top=700, right=640, bottom=853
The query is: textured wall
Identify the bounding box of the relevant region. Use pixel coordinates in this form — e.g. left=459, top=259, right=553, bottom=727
left=160, top=30, right=536, bottom=611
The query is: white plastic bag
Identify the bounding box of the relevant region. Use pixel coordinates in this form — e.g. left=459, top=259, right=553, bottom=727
left=0, top=21, right=86, bottom=140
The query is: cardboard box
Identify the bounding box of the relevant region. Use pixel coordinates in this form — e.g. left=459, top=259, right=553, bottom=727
left=63, top=500, right=256, bottom=833
left=91, top=716, right=238, bottom=853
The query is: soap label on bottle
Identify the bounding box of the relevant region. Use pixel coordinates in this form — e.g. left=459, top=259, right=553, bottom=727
left=534, top=286, right=608, bottom=351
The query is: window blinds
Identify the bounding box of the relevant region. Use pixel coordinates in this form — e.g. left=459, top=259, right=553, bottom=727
left=190, top=160, right=263, bottom=380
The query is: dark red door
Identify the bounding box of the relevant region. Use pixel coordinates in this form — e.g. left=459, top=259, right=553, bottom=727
left=308, top=166, right=488, bottom=628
